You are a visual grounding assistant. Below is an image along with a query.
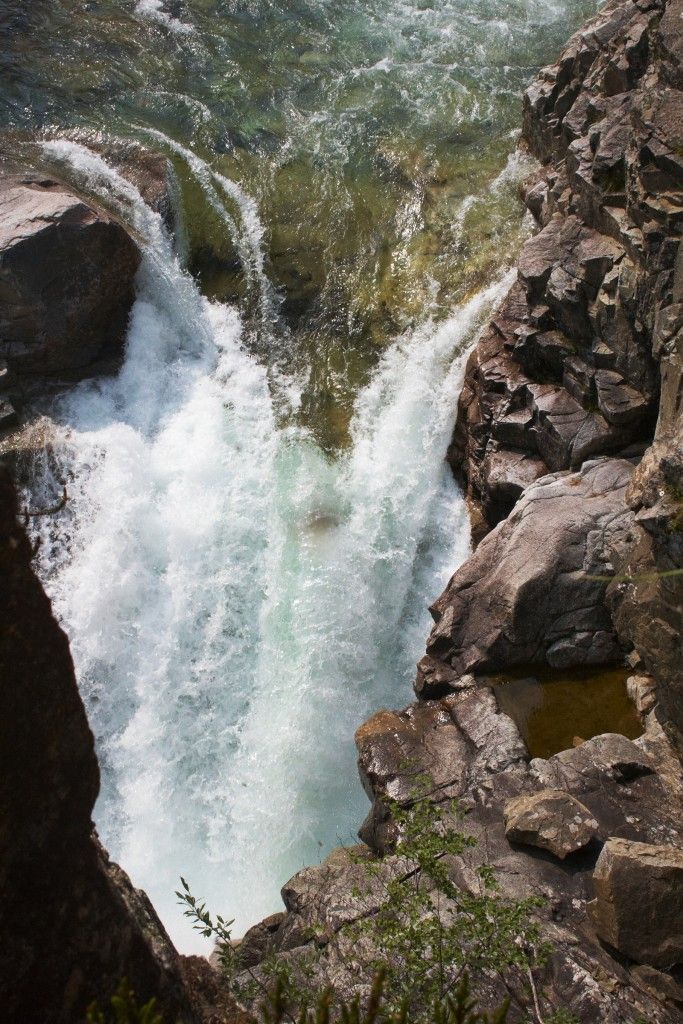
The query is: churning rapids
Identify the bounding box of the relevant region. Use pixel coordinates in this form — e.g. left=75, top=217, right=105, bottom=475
left=5, top=0, right=598, bottom=953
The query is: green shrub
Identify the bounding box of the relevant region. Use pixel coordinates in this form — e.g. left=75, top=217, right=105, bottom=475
left=86, top=979, right=163, bottom=1024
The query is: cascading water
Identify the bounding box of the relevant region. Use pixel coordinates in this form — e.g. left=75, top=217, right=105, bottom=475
left=3, top=0, right=601, bottom=954
left=26, top=139, right=510, bottom=951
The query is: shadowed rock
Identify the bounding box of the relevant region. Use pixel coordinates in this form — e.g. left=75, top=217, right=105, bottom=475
left=0, top=466, right=197, bottom=1023
left=590, top=839, right=683, bottom=968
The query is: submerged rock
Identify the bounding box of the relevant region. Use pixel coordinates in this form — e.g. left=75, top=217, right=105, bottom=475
left=590, top=838, right=683, bottom=968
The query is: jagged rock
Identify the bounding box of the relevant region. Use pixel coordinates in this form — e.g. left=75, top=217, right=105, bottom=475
left=589, top=839, right=683, bottom=968
left=531, top=733, right=655, bottom=791
left=627, top=674, right=658, bottom=717
left=413, top=656, right=474, bottom=699
left=450, top=0, right=677, bottom=536
left=243, top=697, right=683, bottom=1023
left=427, top=459, right=634, bottom=674
left=236, top=912, right=286, bottom=970
left=0, top=466, right=197, bottom=1024
left=504, top=789, right=599, bottom=859
left=0, top=174, right=140, bottom=377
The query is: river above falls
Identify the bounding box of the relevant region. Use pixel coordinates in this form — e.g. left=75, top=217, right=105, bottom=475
left=2, top=0, right=599, bottom=952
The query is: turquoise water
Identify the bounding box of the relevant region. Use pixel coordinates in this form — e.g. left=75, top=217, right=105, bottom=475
left=3, top=0, right=598, bottom=952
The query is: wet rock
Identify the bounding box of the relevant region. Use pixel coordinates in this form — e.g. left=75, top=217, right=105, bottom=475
left=589, top=838, right=683, bottom=968
left=0, top=174, right=140, bottom=377
left=504, top=789, right=599, bottom=858
left=427, top=459, right=634, bottom=675
left=96, top=139, right=177, bottom=225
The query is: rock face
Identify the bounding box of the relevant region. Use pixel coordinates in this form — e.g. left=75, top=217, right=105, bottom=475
left=504, top=789, right=599, bottom=859
left=447, top=0, right=683, bottom=741
left=0, top=174, right=140, bottom=377
left=0, top=466, right=198, bottom=1023
left=426, top=458, right=634, bottom=674
left=590, top=839, right=683, bottom=968
left=240, top=688, right=683, bottom=1022
left=451, top=0, right=681, bottom=539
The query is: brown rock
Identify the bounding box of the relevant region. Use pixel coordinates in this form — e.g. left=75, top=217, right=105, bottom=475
left=0, top=175, right=140, bottom=377
left=590, top=839, right=683, bottom=968
left=504, top=789, right=599, bottom=859
left=427, top=459, right=634, bottom=675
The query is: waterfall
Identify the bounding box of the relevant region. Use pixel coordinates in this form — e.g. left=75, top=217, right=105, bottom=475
left=26, top=143, right=512, bottom=952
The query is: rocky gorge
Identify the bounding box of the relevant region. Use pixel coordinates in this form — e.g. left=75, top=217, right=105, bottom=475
left=0, top=0, right=682, bottom=1022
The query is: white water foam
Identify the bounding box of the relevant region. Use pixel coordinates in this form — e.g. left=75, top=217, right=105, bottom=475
left=135, top=0, right=194, bottom=36
left=137, top=127, right=279, bottom=334
left=28, top=142, right=512, bottom=952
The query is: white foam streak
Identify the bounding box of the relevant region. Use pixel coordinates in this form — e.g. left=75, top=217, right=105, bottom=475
left=135, top=0, right=194, bottom=35
left=138, top=128, right=277, bottom=328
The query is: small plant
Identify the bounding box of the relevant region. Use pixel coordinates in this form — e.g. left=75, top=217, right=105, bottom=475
left=86, top=979, right=163, bottom=1024
left=178, top=779, right=550, bottom=1023
left=176, top=876, right=237, bottom=980
left=349, top=788, right=547, bottom=1017
left=260, top=969, right=509, bottom=1024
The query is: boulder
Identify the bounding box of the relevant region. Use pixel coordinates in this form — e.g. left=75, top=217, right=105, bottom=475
left=590, top=839, right=683, bottom=968
left=531, top=733, right=655, bottom=791
left=0, top=174, right=140, bottom=377
left=427, top=458, right=634, bottom=675
left=504, top=789, right=599, bottom=859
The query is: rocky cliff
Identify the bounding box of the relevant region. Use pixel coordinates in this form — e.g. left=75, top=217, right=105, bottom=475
left=0, top=465, right=195, bottom=1022
left=448, top=0, right=683, bottom=750
left=238, top=1, right=683, bottom=1019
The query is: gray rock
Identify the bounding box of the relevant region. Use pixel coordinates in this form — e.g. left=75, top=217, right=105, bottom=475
left=427, top=459, right=634, bottom=675
left=589, top=839, right=683, bottom=968
left=236, top=912, right=286, bottom=970
left=504, top=789, right=599, bottom=859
